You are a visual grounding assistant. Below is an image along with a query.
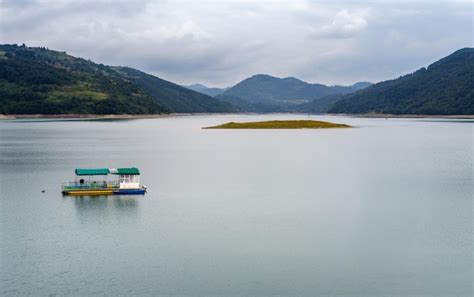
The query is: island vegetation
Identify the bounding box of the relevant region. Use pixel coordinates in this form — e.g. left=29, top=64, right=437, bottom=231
left=203, top=120, right=351, bottom=129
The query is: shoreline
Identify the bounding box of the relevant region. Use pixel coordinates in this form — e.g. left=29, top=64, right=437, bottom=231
left=0, top=114, right=172, bottom=120
left=327, top=113, right=474, bottom=119
left=1, top=113, right=473, bottom=120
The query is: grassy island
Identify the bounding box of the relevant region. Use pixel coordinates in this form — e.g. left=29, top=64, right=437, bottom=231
left=203, top=120, right=351, bottom=129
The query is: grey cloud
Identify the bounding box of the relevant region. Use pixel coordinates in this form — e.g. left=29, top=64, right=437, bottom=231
left=310, top=9, right=369, bottom=39
left=0, top=0, right=471, bottom=87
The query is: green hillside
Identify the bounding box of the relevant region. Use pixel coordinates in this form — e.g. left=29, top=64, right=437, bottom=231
left=225, top=75, right=329, bottom=103
left=114, top=68, right=236, bottom=113
left=0, top=44, right=235, bottom=114
left=329, top=48, right=474, bottom=115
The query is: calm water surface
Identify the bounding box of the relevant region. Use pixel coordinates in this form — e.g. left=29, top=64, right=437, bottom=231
left=0, top=114, right=472, bottom=296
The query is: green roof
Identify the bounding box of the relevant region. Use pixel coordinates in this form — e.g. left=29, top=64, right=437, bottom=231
left=110, top=167, right=140, bottom=175
left=75, top=168, right=110, bottom=176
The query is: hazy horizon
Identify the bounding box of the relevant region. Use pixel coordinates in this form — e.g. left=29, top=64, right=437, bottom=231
left=0, top=0, right=472, bottom=87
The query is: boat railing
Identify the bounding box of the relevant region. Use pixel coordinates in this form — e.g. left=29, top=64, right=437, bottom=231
left=62, top=181, right=120, bottom=190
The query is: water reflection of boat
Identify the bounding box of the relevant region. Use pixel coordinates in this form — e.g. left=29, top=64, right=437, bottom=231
left=73, top=196, right=139, bottom=223
left=62, top=167, right=147, bottom=196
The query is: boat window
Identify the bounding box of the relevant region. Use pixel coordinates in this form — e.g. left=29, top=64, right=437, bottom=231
left=120, top=174, right=133, bottom=184
left=119, top=174, right=139, bottom=184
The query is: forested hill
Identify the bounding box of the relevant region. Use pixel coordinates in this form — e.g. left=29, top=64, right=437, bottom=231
left=214, top=74, right=372, bottom=112
left=222, top=74, right=370, bottom=103
left=0, top=44, right=235, bottom=114
left=111, top=68, right=235, bottom=113
left=329, top=48, right=474, bottom=115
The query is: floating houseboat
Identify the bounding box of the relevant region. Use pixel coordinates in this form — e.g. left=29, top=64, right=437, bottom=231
left=62, top=167, right=147, bottom=196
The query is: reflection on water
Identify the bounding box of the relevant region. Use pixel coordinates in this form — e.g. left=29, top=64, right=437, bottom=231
left=72, top=196, right=139, bottom=223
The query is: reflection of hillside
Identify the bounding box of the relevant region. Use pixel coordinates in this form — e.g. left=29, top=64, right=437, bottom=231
left=73, top=196, right=139, bottom=223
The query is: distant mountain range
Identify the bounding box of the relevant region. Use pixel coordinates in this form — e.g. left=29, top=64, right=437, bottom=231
left=223, top=74, right=371, bottom=103
left=0, top=44, right=235, bottom=114
left=189, top=75, right=372, bottom=112
left=185, top=83, right=228, bottom=97
left=329, top=48, right=474, bottom=115
left=1, top=44, right=472, bottom=115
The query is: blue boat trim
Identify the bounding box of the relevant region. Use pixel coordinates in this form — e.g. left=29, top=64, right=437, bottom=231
left=114, top=188, right=147, bottom=195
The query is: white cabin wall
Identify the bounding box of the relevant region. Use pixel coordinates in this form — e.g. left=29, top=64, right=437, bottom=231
left=120, top=182, right=140, bottom=189
left=119, top=174, right=140, bottom=189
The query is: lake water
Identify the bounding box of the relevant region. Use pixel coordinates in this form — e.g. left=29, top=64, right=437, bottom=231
left=0, top=114, right=472, bottom=296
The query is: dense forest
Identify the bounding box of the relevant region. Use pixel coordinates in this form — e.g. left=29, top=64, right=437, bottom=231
left=0, top=44, right=235, bottom=114
left=329, top=48, right=474, bottom=115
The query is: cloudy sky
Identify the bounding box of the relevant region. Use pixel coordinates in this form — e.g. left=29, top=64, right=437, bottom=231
left=0, top=0, right=472, bottom=87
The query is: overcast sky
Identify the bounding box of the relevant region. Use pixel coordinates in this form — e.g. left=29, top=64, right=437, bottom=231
left=0, top=0, right=472, bottom=87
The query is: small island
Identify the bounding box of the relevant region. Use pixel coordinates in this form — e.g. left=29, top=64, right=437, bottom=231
left=203, top=120, right=351, bottom=129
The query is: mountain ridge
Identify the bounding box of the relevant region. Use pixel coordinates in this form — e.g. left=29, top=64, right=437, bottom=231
left=329, top=47, right=474, bottom=115
left=222, top=74, right=371, bottom=102
left=212, top=74, right=372, bottom=112
left=0, top=44, right=235, bottom=114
